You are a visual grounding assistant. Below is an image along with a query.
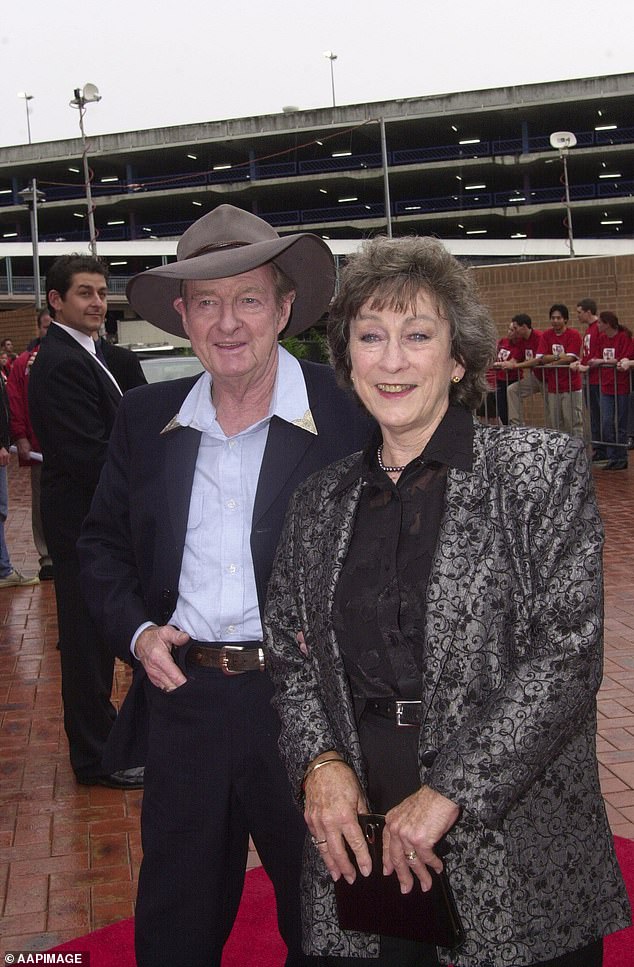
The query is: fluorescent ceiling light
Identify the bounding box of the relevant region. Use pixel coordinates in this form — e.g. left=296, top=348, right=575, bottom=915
left=465, top=184, right=486, bottom=190
left=110, top=260, right=128, bottom=265
left=3, top=232, right=17, bottom=238
left=187, top=154, right=197, bottom=160
left=459, top=138, right=480, bottom=145
left=213, top=164, right=231, bottom=171
left=404, top=205, right=421, bottom=211
left=338, top=196, right=358, bottom=202
left=192, top=201, right=203, bottom=206
left=511, top=233, right=527, bottom=238
left=0, top=189, right=12, bottom=195
left=599, top=173, right=621, bottom=179
left=466, top=229, right=487, bottom=235
left=68, top=167, right=80, bottom=173
left=107, top=220, right=125, bottom=225
left=319, top=189, right=328, bottom=194
left=601, top=219, right=623, bottom=225
left=72, top=212, right=84, bottom=218
left=100, top=176, right=119, bottom=183
left=332, top=150, right=351, bottom=157
left=511, top=196, right=526, bottom=202
left=595, top=124, right=617, bottom=131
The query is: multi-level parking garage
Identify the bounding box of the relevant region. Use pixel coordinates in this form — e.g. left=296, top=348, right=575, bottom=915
left=1, top=71, right=632, bottom=308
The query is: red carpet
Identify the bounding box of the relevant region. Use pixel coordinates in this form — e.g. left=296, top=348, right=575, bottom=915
left=50, top=839, right=634, bottom=966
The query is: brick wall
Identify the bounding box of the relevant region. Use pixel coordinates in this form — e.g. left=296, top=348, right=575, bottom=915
left=473, top=254, right=634, bottom=338
left=0, top=305, right=40, bottom=353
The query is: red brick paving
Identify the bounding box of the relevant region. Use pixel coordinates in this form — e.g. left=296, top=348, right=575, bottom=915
left=0, top=454, right=633, bottom=952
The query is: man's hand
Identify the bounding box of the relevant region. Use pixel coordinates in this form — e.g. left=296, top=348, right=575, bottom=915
left=15, top=437, right=32, bottom=462
left=136, top=624, right=190, bottom=691
left=0, top=447, right=9, bottom=468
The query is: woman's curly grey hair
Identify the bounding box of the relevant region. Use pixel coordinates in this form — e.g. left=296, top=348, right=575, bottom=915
left=327, top=235, right=497, bottom=411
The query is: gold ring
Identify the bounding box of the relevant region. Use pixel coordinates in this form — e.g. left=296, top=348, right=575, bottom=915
left=405, top=849, right=417, bottom=862
left=311, top=836, right=327, bottom=846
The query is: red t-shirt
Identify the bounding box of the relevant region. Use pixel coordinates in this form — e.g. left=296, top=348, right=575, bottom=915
left=494, top=337, right=522, bottom=384
left=538, top=327, right=582, bottom=393
left=594, top=329, right=632, bottom=395
left=519, top=329, right=544, bottom=382
left=581, top=321, right=601, bottom=386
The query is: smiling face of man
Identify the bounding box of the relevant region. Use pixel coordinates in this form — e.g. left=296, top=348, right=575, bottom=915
left=48, top=272, right=108, bottom=337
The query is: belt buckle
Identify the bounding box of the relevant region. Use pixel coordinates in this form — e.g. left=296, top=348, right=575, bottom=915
left=395, top=700, right=419, bottom=727
left=220, top=645, right=245, bottom=676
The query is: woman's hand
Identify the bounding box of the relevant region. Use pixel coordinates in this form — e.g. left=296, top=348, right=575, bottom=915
left=303, top=754, right=371, bottom=884
left=383, top=785, right=460, bottom=894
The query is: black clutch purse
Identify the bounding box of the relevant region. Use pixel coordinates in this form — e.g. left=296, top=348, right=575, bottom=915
left=333, top=813, right=465, bottom=948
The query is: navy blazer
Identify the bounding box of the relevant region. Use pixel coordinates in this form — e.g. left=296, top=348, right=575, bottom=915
left=28, top=323, right=122, bottom=557
left=77, top=359, right=372, bottom=767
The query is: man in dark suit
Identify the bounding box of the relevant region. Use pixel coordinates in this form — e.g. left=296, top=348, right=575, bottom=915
left=77, top=206, right=371, bottom=967
left=28, top=254, right=144, bottom=789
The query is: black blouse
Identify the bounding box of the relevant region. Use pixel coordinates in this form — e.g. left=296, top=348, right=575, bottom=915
left=332, top=405, right=474, bottom=702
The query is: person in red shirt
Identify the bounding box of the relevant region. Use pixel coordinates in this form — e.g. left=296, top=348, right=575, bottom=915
left=6, top=309, right=53, bottom=579
left=492, top=322, right=523, bottom=424
left=576, top=299, right=604, bottom=459
left=578, top=311, right=631, bottom=469
left=499, top=314, right=545, bottom=427
left=534, top=304, right=583, bottom=437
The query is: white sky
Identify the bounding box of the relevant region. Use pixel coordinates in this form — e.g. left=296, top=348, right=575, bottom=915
left=1, top=0, right=632, bottom=148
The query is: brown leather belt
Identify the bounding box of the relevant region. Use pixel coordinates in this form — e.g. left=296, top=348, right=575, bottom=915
left=365, top=698, right=422, bottom=727
left=187, top=643, right=265, bottom=675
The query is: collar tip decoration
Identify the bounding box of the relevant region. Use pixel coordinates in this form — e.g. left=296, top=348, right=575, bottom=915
left=292, top=409, right=318, bottom=435
left=160, top=415, right=183, bottom=435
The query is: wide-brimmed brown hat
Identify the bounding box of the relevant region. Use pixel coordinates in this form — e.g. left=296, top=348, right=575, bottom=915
left=126, top=204, right=335, bottom=338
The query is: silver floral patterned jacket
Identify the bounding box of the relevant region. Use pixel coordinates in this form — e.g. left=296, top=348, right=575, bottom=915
left=264, top=421, right=630, bottom=966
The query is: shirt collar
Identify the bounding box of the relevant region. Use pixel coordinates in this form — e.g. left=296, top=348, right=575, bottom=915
left=52, top=320, right=98, bottom=354
left=170, top=346, right=314, bottom=437
left=333, top=404, right=474, bottom=496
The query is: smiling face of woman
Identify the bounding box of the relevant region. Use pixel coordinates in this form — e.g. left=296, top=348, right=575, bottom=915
left=349, top=290, right=465, bottom=455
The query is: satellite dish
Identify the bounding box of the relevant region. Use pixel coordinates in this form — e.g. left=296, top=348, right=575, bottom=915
left=82, top=83, right=101, bottom=103
left=549, top=131, right=577, bottom=150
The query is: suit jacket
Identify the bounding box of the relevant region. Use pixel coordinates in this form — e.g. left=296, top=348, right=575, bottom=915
left=100, top=340, right=147, bottom=393
left=77, top=360, right=372, bottom=767
left=28, top=323, right=122, bottom=557
left=264, top=421, right=630, bottom=966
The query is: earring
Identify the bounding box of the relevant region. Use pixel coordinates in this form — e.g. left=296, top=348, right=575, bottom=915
left=451, top=375, right=462, bottom=384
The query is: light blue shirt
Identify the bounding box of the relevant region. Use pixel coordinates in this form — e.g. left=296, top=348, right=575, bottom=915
left=132, top=346, right=316, bottom=652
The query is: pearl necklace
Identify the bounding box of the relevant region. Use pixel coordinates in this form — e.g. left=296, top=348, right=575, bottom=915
left=377, top=445, right=406, bottom=474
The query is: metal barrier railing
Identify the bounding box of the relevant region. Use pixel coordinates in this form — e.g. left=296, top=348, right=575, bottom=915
left=480, top=366, right=632, bottom=459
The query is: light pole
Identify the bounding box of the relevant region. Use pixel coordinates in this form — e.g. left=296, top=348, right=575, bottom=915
left=549, top=131, right=577, bottom=257
left=17, top=92, right=33, bottom=144
left=323, top=51, right=337, bottom=108
left=17, top=180, right=45, bottom=309
left=69, top=83, right=102, bottom=257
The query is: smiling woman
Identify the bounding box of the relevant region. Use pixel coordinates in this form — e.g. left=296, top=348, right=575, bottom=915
left=263, top=235, right=630, bottom=967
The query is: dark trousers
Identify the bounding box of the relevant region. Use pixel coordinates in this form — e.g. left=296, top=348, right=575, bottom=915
left=51, top=552, right=116, bottom=778
left=589, top=382, right=606, bottom=457
left=135, top=659, right=310, bottom=967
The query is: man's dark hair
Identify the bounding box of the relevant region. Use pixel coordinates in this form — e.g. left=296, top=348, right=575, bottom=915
left=512, top=313, right=532, bottom=329
left=549, top=303, right=569, bottom=321
left=46, top=254, right=109, bottom=317
left=577, top=298, right=597, bottom=314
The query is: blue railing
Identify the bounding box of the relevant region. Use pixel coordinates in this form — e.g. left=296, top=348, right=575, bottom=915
left=2, top=125, right=632, bottom=209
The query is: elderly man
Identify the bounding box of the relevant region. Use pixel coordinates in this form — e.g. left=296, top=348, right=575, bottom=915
left=78, top=205, right=372, bottom=967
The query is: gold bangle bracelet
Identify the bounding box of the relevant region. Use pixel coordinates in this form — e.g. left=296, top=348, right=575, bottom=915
left=301, top=756, right=345, bottom=791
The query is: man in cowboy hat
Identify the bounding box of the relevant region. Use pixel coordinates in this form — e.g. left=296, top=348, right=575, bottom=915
left=78, top=205, right=371, bottom=967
